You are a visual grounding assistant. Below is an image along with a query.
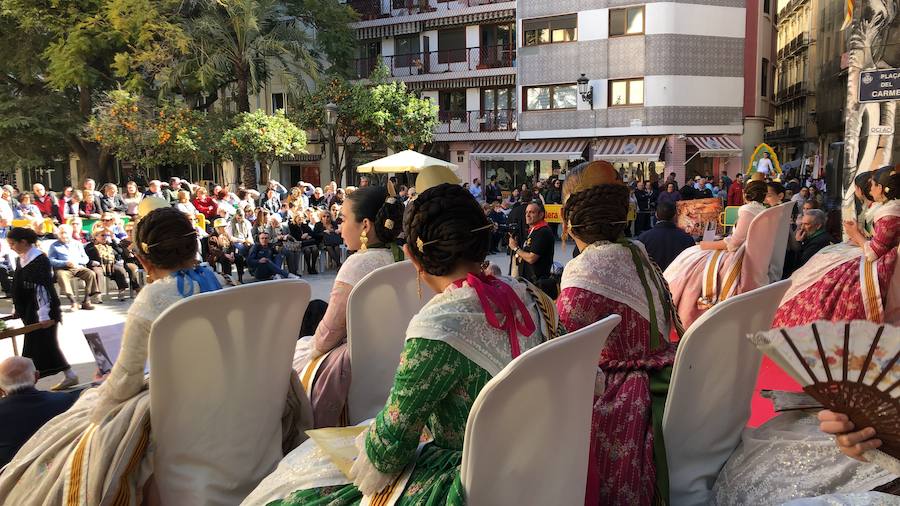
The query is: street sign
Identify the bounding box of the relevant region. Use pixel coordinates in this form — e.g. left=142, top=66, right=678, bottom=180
left=870, top=125, right=895, bottom=135
left=859, top=68, right=900, bottom=102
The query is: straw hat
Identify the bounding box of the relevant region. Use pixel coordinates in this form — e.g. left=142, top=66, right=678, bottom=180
left=415, top=165, right=461, bottom=194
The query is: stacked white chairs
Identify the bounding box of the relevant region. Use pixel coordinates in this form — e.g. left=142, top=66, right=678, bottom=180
left=150, top=279, right=310, bottom=505
left=663, top=280, right=791, bottom=505
left=460, top=315, right=621, bottom=506
left=346, top=260, right=432, bottom=425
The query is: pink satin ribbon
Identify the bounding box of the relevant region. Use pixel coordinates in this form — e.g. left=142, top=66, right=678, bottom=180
left=453, top=273, right=536, bottom=358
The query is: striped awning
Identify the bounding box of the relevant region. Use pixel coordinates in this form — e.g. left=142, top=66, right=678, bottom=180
left=406, top=74, right=515, bottom=90
left=423, top=9, right=515, bottom=29
left=471, top=140, right=588, bottom=161
left=356, top=21, right=422, bottom=40
left=592, top=136, right=666, bottom=162
left=687, top=136, right=742, bottom=157
left=280, top=154, right=322, bottom=163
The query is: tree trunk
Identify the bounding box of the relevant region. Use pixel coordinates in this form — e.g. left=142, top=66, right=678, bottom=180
left=259, top=158, right=270, bottom=186
left=65, top=135, right=113, bottom=184
left=235, top=72, right=256, bottom=188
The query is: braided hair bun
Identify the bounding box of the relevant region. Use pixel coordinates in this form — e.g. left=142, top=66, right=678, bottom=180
left=562, top=161, right=629, bottom=243
left=404, top=183, right=491, bottom=276
left=346, top=185, right=405, bottom=244
left=134, top=207, right=198, bottom=269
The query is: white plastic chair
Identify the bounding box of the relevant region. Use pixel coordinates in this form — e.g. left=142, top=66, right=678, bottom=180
left=742, top=202, right=794, bottom=287
left=149, top=279, right=310, bottom=506
left=460, top=315, right=621, bottom=506
left=346, top=260, right=432, bottom=425
left=663, top=280, right=791, bottom=506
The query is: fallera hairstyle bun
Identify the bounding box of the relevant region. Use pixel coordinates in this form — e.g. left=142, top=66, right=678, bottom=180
left=562, top=161, right=629, bottom=243
left=346, top=184, right=405, bottom=244
left=404, top=183, right=491, bottom=276
left=744, top=180, right=768, bottom=203
left=134, top=207, right=198, bottom=269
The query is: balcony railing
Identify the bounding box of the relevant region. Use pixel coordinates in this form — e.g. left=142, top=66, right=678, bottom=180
left=354, top=45, right=515, bottom=79
left=777, top=32, right=811, bottom=60
left=434, top=109, right=517, bottom=134
left=349, top=0, right=511, bottom=21
left=774, top=81, right=813, bottom=104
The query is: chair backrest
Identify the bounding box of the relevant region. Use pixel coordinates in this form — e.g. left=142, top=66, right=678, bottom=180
left=149, top=279, right=310, bottom=506
left=663, top=280, right=791, bottom=506
left=346, top=260, right=432, bottom=425
left=742, top=202, right=793, bottom=289
left=460, top=315, right=621, bottom=506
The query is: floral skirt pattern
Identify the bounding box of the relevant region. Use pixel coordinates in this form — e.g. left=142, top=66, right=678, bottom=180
left=268, top=444, right=465, bottom=506
left=773, top=250, right=896, bottom=327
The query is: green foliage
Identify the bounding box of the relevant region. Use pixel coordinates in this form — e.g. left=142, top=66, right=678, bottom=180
left=291, top=64, right=438, bottom=183
left=368, top=79, right=438, bottom=152
left=221, top=109, right=307, bottom=162
left=86, top=90, right=215, bottom=168
left=221, top=109, right=307, bottom=187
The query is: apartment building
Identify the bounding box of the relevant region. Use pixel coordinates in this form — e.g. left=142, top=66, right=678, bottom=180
left=345, top=0, right=777, bottom=189
left=348, top=0, right=517, bottom=184
left=765, top=0, right=817, bottom=172
left=506, top=0, right=753, bottom=188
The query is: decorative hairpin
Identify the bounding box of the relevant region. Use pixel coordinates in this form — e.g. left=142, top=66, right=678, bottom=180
left=385, top=197, right=397, bottom=205
left=141, top=230, right=198, bottom=253
left=384, top=219, right=395, bottom=230
left=415, top=223, right=494, bottom=251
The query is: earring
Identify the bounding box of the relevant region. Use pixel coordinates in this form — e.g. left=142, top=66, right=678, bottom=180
left=359, top=230, right=368, bottom=252
left=416, top=270, right=423, bottom=300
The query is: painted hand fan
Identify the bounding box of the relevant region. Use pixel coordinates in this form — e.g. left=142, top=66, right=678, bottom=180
left=750, top=321, right=900, bottom=463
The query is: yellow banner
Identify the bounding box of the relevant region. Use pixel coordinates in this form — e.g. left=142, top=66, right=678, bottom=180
left=545, top=204, right=563, bottom=223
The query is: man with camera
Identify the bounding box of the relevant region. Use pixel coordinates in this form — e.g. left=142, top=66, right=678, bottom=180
left=508, top=201, right=556, bottom=297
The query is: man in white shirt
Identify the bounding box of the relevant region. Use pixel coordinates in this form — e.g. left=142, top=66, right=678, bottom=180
left=756, top=152, right=774, bottom=176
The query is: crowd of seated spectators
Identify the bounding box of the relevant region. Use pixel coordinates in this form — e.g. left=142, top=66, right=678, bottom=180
left=0, top=176, right=376, bottom=307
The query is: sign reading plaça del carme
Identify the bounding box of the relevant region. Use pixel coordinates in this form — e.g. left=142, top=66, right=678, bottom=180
left=859, top=68, right=900, bottom=102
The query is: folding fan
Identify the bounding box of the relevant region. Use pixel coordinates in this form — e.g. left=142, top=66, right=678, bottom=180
left=750, top=320, right=900, bottom=472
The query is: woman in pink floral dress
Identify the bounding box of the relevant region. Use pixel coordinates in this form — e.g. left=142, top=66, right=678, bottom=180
left=557, top=161, right=682, bottom=506
left=774, top=167, right=899, bottom=326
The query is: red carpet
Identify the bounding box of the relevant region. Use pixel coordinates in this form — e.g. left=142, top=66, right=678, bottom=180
left=749, top=356, right=802, bottom=427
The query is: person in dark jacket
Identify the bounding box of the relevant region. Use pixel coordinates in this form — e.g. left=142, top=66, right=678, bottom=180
left=785, top=209, right=835, bottom=276
left=246, top=231, right=293, bottom=280
left=636, top=201, right=695, bottom=270
left=98, top=184, right=127, bottom=214
left=0, top=357, right=78, bottom=467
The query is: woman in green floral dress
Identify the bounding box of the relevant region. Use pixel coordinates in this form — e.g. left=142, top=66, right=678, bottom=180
left=245, top=183, right=559, bottom=506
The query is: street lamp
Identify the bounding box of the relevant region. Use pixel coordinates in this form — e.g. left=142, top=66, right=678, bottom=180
left=576, top=74, right=593, bottom=108
left=325, top=102, right=339, bottom=184
left=325, top=102, right=338, bottom=127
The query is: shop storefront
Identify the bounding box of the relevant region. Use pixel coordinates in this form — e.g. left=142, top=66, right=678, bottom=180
left=592, top=136, right=668, bottom=182
left=683, top=136, right=742, bottom=180
left=471, top=139, right=588, bottom=191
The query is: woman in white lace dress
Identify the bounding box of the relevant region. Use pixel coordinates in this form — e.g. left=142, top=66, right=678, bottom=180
left=0, top=206, right=227, bottom=505
left=292, top=185, right=406, bottom=428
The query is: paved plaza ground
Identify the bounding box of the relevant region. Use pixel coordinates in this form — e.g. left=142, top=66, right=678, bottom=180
left=0, top=243, right=572, bottom=391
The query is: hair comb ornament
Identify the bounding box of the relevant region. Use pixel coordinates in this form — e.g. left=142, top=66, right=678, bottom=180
left=416, top=223, right=494, bottom=251
left=384, top=219, right=395, bottom=230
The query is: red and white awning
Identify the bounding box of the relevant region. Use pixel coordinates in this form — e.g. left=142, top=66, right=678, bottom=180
left=687, top=136, right=742, bottom=157
left=592, top=136, right=666, bottom=162
left=471, top=140, right=588, bottom=161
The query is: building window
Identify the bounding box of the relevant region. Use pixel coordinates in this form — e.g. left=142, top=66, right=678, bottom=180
left=439, top=90, right=466, bottom=121
left=763, top=0, right=771, bottom=15
left=608, top=78, right=644, bottom=106
left=761, top=58, right=769, bottom=97
left=271, top=93, right=285, bottom=113
left=524, top=84, right=577, bottom=110
left=394, top=34, right=420, bottom=67
left=609, top=6, right=645, bottom=37
left=522, top=15, right=577, bottom=46
left=438, top=28, right=466, bottom=64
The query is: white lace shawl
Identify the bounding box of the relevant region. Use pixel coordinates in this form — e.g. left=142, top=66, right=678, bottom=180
left=561, top=241, right=669, bottom=333
left=405, top=276, right=549, bottom=376
left=335, top=249, right=395, bottom=287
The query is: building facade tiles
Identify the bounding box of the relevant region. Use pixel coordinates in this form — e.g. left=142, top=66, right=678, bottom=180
left=518, top=0, right=744, bottom=20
